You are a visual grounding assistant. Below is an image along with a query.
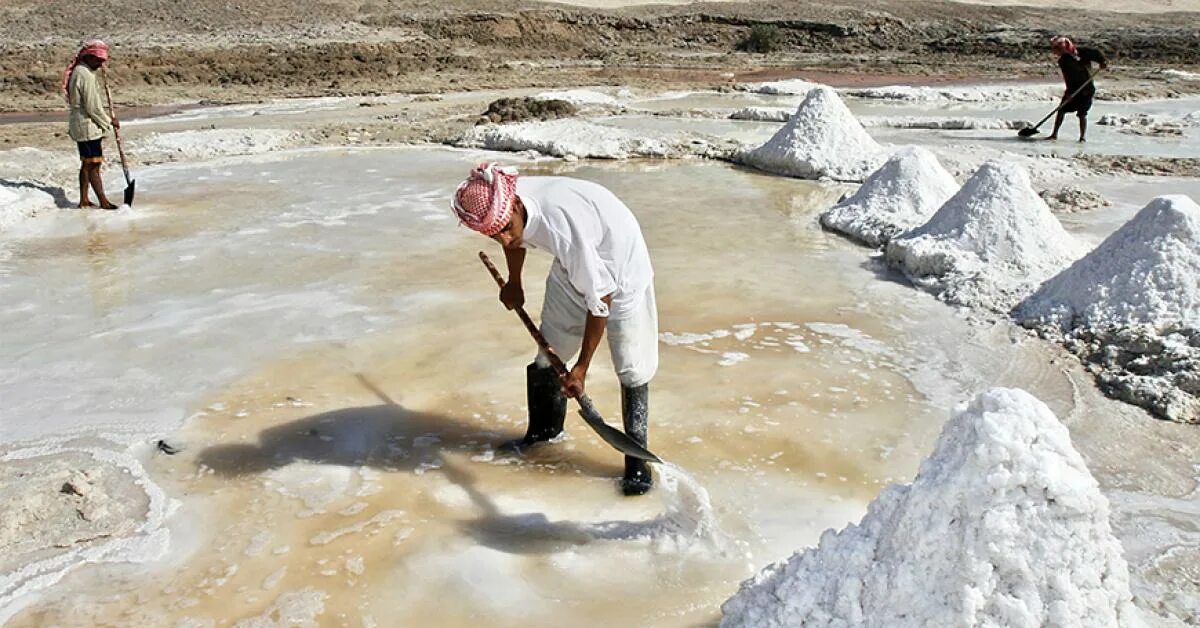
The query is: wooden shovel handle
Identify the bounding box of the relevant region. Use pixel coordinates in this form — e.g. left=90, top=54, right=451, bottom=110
left=479, top=252, right=571, bottom=377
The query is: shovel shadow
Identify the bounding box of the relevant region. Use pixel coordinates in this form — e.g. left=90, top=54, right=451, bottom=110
left=194, top=373, right=622, bottom=480
left=439, top=454, right=686, bottom=556
left=0, top=178, right=74, bottom=209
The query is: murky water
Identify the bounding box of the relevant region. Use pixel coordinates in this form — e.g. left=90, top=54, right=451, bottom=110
left=2, top=146, right=1197, bottom=625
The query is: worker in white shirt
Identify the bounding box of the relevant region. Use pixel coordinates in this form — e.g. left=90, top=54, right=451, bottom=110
left=451, top=163, right=658, bottom=496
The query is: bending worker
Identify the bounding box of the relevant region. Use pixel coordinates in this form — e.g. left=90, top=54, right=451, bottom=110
left=451, top=163, right=659, bottom=496
left=1048, top=36, right=1108, bottom=143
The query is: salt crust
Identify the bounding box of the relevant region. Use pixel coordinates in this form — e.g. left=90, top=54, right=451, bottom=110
left=455, top=118, right=724, bottom=160
left=131, top=128, right=301, bottom=162
left=736, top=86, right=885, bottom=182
left=0, top=183, right=57, bottom=230
left=738, top=79, right=822, bottom=96
left=885, top=160, right=1082, bottom=311
left=721, top=388, right=1140, bottom=628
left=819, top=146, right=960, bottom=247
left=531, top=89, right=626, bottom=108
left=842, top=83, right=1062, bottom=103
left=728, top=109, right=1029, bottom=130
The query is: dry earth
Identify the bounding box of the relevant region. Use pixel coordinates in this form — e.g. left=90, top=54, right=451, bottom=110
left=1, top=0, right=1198, bottom=114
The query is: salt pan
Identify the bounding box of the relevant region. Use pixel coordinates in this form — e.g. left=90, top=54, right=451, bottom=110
left=721, top=388, right=1139, bottom=628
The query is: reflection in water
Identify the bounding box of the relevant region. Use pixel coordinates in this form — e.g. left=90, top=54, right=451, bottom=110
left=84, top=222, right=129, bottom=314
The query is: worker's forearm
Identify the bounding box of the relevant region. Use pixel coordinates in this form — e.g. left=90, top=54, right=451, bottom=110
left=575, top=294, right=614, bottom=372
left=503, top=246, right=526, bottom=284
left=576, top=312, right=607, bottom=372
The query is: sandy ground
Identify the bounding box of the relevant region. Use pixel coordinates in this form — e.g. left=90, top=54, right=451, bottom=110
left=554, top=0, right=1200, bottom=10
left=2, top=0, right=1199, bottom=113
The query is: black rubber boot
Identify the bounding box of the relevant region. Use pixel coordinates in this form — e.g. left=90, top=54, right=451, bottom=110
left=503, top=362, right=566, bottom=452
left=621, top=383, right=652, bottom=496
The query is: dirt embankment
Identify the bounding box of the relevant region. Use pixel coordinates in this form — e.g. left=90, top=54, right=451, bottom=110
left=1, top=0, right=1198, bottom=112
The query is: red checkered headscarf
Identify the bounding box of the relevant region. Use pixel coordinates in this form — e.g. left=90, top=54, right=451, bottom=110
left=451, top=162, right=518, bottom=236
left=1050, top=36, right=1077, bottom=57
left=61, top=39, right=110, bottom=103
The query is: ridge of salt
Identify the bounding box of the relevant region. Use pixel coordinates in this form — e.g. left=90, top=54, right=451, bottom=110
left=819, top=146, right=960, bottom=247
left=720, top=388, right=1139, bottom=628
left=739, top=79, right=822, bottom=96
left=884, top=159, right=1082, bottom=310
left=1016, top=194, right=1200, bottom=331
left=737, top=86, right=885, bottom=182
left=455, top=119, right=680, bottom=159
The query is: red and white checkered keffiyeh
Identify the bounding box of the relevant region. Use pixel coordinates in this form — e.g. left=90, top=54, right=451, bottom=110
left=450, top=162, right=518, bottom=236
left=1050, top=36, right=1077, bottom=57
left=61, top=39, right=110, bottom=103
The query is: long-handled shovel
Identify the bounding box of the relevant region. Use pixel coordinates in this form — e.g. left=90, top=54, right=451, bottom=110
left=101, top=69, right=136, bottom=206
left=1017, top=69, right=1102, bottom=139
left=480, top=251, right=662, bottom=464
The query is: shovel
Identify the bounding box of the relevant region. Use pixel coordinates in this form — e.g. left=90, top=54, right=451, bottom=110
left=1018, top=69, right=1102, bottom=139
left=479, top=251, right=662, bottom=464
left=101, top=68, right=136, bottom=206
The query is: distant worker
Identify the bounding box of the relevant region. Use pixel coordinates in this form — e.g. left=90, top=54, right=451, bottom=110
left=1047, top=36, right=1108, bottom=143
left=63, top=39, right=120, bottom=209
left=451, top=163, right=659, bottom=496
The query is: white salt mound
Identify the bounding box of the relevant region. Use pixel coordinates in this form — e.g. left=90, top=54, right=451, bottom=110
left=728, top=106, right=793, bottom=122
left=1016, top=195, right=1200, bottom=331
left=739, top=79, right=822, bottom=96
left=456, top=119, right=720, bottom=160
left=737, top=86, right=885, bottom=182
left=721, top=388, right=1139, bottom=628
left=820, top=146, right=960, bottom=247
left=885, top=160, right=1083, bottom=310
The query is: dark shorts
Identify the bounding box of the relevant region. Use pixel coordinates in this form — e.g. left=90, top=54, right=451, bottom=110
left=77, top=139, right=104, bottom=162
left=1060, top=91, right=1094, bottom=116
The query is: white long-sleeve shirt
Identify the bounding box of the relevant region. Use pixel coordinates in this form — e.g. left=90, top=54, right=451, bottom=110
left=516, top=176, right=653, bottom=320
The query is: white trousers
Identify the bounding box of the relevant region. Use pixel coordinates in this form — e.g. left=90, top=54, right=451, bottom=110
left=535, top=266, right=659, bottom=388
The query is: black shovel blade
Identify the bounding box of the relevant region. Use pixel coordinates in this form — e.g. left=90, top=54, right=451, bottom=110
left=575, top=394, right=662, bottom=464
left=1017, top=127, right=1040, bottom=138
left=123, top=179, right=136, bottom=207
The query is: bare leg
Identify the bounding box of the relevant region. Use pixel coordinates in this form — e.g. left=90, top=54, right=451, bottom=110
left=78, top=164, right=95, bottom=208
left=87, top=163, right=118, bottom=210
left=1077, top=114, right=1087, bottom=142
left=1047, top=111, right=1066, bottom=140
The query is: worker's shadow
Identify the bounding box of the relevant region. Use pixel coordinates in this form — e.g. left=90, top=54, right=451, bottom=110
left=0, top=179, right=74, bottom=209
left=440, top=454, right=689, bottom=556
left=195, top=373, right=678, bottom=556
left=195, top=372, right=622, bottom=481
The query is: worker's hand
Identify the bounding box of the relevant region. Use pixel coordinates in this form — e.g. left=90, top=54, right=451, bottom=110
left=112, top=119, right=120, bottom=130
left=560, top=364, right=587, bottom=398
left=499, top=280, right=524, bottom=311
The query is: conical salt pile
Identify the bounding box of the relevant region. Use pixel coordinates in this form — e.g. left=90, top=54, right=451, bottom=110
left=820, top=146, right=960, bottom=247
left=737, top=86, right=885, bottom=182
left=1016, top=195, right=1200, bottom=331
left=885, top=160, right=1082, bottom=310
left=721, top=388, right=1139, bottom=628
